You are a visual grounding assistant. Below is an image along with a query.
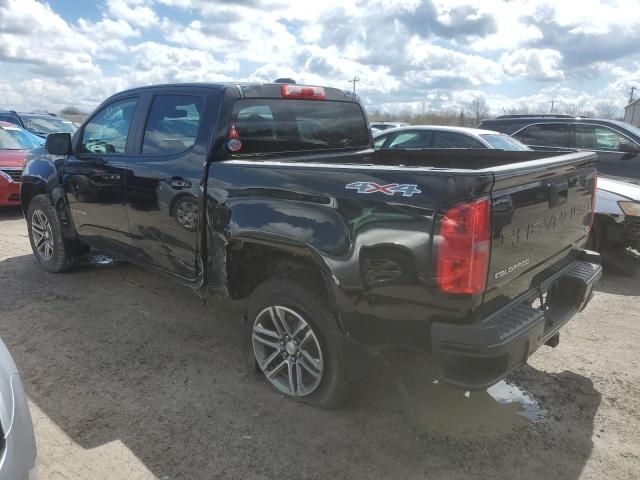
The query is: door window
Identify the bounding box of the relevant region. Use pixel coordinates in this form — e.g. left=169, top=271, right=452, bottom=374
left=574, top=125, right=632, bottom=151
left=142, top=95, right=205, bottom=155
left=80, top=98, right=138, bottom=154
left=433, top=131, right=485, bottom=148
left=514, top=123, right=569, bottom=148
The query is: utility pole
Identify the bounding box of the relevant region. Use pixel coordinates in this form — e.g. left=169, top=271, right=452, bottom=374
left=550, top=99, right=556, bottom=113
left=348, top=77, right=360, bottom=93
left=629, top=86, right=637, bottom=104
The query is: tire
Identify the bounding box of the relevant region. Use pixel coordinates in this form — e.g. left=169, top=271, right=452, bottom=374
left=26, top=195, right=76, bottom=273
left=246, top=272, right=348, bottom=408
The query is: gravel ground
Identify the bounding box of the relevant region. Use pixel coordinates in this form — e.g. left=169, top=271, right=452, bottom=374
left=0, top=206, right=639, bottom=480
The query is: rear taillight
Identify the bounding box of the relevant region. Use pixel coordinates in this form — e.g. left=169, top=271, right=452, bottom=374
left=280, top=84, right=326, bottom=100
left=436, top=197, right=491, bottom=294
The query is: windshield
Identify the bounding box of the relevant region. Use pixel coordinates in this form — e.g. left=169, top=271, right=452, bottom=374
left=0, top=125, right=44, bottom=149
left=481, top=134, right=531, bottom=151
left=229, top=99, right=369, bottom=155
left=22, top=115, right=77, bottom=135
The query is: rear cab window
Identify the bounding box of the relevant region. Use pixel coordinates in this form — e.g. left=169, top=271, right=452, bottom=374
left=227, top=99, right=370, bottom=156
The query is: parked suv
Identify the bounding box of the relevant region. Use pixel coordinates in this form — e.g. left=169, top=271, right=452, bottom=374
left=0, top=111, right=77, bottom=138
left=478, top=114, right=640, bottom=183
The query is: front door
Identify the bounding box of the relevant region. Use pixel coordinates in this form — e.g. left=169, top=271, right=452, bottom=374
left=63, top=97, right=139, bottom=251
left=124, top=91, right=210, bottom=279
left=571, top=123, right=640, bottom=182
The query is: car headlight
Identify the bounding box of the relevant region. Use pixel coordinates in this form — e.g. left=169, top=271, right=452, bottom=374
left=0, top=170, right=13, bottom=182
left=618, top=201, right=640, bottom=217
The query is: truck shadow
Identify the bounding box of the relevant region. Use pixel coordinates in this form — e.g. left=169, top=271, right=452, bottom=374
left=0, top=253, right=600, bottom=480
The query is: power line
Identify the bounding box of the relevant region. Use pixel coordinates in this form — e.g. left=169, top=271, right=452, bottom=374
left=348, top=77, right=360, bottom=93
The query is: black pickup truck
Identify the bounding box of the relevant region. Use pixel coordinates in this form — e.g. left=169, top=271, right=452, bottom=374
left=21, top=82, right=602, bottom=407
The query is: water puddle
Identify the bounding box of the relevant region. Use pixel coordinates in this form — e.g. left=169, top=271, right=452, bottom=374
left=382, top=350, right=545, bottom=437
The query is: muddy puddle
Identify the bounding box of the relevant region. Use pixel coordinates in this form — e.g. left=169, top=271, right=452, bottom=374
left=383, top=350, right=545, bottom=436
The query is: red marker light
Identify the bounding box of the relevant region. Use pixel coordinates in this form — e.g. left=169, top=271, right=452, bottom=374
left=280, top=84, right=326, bottom=100
left=229, top=124, right=239, bottom=139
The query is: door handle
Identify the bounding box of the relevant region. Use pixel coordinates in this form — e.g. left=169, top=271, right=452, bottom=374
left=92, top=171, right=121, bottom=182
left=167, top=178, right=192, bottom=189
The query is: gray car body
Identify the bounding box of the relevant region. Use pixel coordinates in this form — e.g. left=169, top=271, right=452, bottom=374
left=0, top=338, right=37, bottom=479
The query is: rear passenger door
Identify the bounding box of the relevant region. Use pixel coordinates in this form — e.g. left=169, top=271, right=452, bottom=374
left=124, top=88, right=218, bottom=279
left=570, top=123, right=640, bottom=181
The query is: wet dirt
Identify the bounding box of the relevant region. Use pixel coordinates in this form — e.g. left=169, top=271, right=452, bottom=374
left=380, top=348, right=544, bottom=437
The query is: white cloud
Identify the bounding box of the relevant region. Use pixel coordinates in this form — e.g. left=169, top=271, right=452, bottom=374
left=106, top=0, right=159, bottom=28
left=501, top=49, right=565, bottom=81
left=0, top=0, right=638, bottom=118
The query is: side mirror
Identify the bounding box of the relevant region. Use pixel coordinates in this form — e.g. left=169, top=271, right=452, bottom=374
left=620, top=140, right=640, bottom=155
left=45, top=133, right=72, bottom=156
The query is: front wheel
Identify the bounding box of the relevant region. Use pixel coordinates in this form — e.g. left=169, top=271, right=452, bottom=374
left=27, top=195, right=76, bottom=272
left=246, top=273, right=347, bottom=408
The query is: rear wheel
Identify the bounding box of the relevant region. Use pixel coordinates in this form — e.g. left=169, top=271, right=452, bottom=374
left=246, top=273, right=347, bottom=408
left=27, top=195, right=76, bottom=273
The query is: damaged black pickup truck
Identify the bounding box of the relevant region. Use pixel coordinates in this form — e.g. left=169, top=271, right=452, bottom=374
left=21, top=82, right=602, bottom=407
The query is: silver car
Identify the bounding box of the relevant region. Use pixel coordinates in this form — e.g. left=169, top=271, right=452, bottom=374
left=0, top=338, right=37, bottom=479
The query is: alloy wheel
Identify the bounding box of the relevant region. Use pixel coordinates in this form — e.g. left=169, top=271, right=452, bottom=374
left=31, top=210, right=55, bottom=262
left=252, top=306, right=324, bottom=397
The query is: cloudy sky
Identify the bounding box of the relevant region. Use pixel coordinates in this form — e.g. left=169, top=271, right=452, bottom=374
left=1, top=0, right=640, bottom=116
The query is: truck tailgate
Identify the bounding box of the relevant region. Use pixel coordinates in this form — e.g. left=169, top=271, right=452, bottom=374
left=483, top=151, right=597, bottom=305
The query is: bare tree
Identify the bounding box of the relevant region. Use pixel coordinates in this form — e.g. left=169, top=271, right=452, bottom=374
left=595, top=95, right=618, bottom=119
left=560, top=100, right=587, bottom=116
left=468, top=96, right=489, bottom=125
left=60, top=106, right=86, bottom=116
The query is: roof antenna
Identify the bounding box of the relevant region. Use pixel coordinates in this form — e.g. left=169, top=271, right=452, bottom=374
left=274, top=78, right=296, bottom=84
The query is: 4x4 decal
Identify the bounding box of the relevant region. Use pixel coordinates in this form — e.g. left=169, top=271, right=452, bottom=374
left=345, top=182, right=422, bottom=197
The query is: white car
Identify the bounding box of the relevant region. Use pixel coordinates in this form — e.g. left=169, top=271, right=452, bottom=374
left=372, top=125, right=531, bottom=151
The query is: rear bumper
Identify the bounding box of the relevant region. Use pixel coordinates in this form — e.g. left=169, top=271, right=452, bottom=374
left=431, top=253, right=602, bottom=390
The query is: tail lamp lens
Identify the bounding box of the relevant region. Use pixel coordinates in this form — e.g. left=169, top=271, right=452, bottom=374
left=436, top=197, right=491, bottom=294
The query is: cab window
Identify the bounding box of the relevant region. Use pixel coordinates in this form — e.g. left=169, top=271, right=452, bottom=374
left=142, top=95, right=205, bottom=155
left=80, top=98, right=138, bottom=154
